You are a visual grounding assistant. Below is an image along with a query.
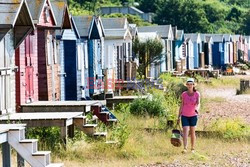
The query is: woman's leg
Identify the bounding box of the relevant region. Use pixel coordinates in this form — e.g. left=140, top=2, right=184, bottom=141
left=182, top=126, right=189, bottom=150
left=190, top=126, right=196, bottom=150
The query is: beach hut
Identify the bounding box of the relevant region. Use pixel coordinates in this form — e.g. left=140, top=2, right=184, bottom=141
left=232, top=35, right=240, bottom=63
left=101, top=18, right=133, bottom=96
left=26, top=0, right=61, bottom=101
left=223, top=34, right=232, bottom=65
left=102, top=18, right=133, bottom=80
left=243, top=36, right=249, bottom=62
left=0, top=0, right=34, bottom=114
left=207, top=34, right=225, bottom=69
left=138, top=25, right=174, bottom=72
left=51, top=1, right=88, bottom=101
left=184, top=33, right=202, bottom=69
left=247, top=36, right=250, bottom=61
left=200, top=34, right=213, bottom=67
left=74, top=16, right=105, bottom=99
left=173, top=27, right=185, bottom=72
left=58, top=16, right=88, bottom=101
left=184, top=38, right=194, bottom=70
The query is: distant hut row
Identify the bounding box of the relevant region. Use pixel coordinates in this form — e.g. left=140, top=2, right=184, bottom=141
left=1, top=0, right=250, bottom=117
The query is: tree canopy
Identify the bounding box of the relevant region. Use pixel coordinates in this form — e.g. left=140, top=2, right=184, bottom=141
left=68, top=0, right=250, bottom=35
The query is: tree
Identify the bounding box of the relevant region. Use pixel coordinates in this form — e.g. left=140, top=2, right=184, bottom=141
left=138, top=0, right=165, bottom=13
left=241, top=11, right=250, bottom=35
left=133, top=38, right=163, bottom=79
left=103, top=13, right=152, bottom=26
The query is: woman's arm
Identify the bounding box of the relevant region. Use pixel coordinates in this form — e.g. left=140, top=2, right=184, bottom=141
left=195, top=94, right=201, bottom=113
left=178, top=96, right=183, bottom=121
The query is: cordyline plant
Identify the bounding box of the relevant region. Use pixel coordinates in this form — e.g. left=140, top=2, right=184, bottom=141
left=133, top=37, right=163, bottom=79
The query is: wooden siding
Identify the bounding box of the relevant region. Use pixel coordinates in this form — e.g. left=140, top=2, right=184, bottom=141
left=37, top=29, right=48, bottom=100
left=15, top=31, right=39, bottom=112
left=77, top=42, right=84, bottom=100
left=38, top=0, right=56, bottom=27
left=59, top=40, right=65, bottom=101
left=0, top=30, right=15, bottom=115
left=37, top=29, right=60, bottom=101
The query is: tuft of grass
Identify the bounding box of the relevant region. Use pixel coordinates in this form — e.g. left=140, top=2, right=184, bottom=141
left=189, top=152, right=209, bottom=161
left=206, top=77, right=240, bottom=88
left=207, top=118, right=250, bottom=141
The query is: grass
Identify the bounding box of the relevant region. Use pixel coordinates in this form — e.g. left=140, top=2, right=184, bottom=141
left=1, top=111, right=250, bottom=167
left=52, top=112, right=250, bottom=167
left=2, top=75, right=250, bottom=166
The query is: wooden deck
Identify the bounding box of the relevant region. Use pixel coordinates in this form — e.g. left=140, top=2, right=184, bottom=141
left=0, top=112, right=82, bottom=127
left=21, top=100, right=106, bottom=113
left=106, top=95, right=148, bottom=106
left=186, top=69, right=220, bottom=78
left=115, top=80, right=142, bottom=90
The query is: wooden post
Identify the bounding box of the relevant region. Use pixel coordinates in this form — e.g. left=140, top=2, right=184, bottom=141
left=17, top=153, right=25, bottom=167
left=68, top=125, right=74, bottom=138
left=2, top=142, right=11, bottom=167
left=60, top=126, right=67, bottom=144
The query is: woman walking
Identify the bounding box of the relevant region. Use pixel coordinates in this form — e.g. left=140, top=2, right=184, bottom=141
left=177, top=78, right=200, bottom=153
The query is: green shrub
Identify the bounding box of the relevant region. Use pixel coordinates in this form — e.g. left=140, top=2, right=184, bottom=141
left=159, top=73, right=186, bottom=97
left=208, top=118, right=250, bottom=140
left=26, top=127, right=63, bottom=150
left=130, top=94, right=166, bottom=117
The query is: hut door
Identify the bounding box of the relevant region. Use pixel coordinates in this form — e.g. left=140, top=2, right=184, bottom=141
left=25, top=36, right=34, bottom=103
left=64, top=40, right=77, bottom=100
left=0, top=36, right=12, bottom=114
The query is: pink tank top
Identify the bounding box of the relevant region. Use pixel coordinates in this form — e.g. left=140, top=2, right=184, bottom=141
left=181, top=91, right=200, bottom=117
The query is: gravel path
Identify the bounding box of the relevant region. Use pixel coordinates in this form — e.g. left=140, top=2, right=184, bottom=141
left=136, top=151, right=250, bottom=167
left=200, top=87, right=250, bottom=124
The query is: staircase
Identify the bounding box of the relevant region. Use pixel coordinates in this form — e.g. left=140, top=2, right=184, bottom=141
left=91, top=104, right=118, bottom=124
left=73, top=116, right=107, bottom=137
left=85, top=97, right=118, bottom=124
left=7, top=126, right=63, bottom=167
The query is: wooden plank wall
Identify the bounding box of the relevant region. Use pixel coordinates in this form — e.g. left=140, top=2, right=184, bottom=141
left=0, top=30, right=15, bottom=114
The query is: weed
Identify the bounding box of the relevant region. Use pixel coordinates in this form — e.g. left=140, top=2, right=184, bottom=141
left=189, top=152, right=209, bottom=161
left=208, top=118, right=250, bottom=141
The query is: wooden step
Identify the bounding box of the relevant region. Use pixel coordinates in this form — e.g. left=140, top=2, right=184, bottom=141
left=82, top=124, right=97, bottom=135
left=73, top=116, right=87, bottom=126
left=19, top=139, right=38, bottom=143
left=32, top=151, right=51, bottom=156
left=93, top=132, right=107, bottom=137
left=100, top=111, right=110, bottom=114
left=9, top=127, right=26, bottom=141
left=105, top=141, right=118, bottom=144
left=20, top=139, right=38, bottom=153
left=46, top=163, right=64, bottom=167
left=107, top=119, right=118, bottom=122
left=32, top=151, right=51, bottom=166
